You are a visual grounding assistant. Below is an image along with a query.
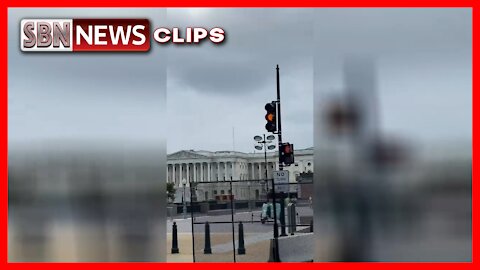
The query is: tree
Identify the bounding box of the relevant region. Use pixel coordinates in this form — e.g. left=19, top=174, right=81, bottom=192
left=167, top=182, right=176, bottom=203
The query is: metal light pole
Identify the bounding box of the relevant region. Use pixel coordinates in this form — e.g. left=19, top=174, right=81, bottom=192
left=254, top=133, right=280, bottom=253
left=247, top=181, right=252, bottom=213
left=182, top=178, right=187, bottom=219
left=189, top=178, right=196, bottom=262
left=269, top=64, right=284, bottom=260
left=254, top=134, right=276, bottom=196
left=274, top=65, right=289, bottom=238
left=276, top=65, right=283, bottom=172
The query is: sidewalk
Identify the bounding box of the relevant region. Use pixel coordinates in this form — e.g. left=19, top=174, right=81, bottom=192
left=167, top=233, right=271, bottom=262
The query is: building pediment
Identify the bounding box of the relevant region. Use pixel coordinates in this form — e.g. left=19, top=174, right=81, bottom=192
left=168, top=150, right=209, bottom=160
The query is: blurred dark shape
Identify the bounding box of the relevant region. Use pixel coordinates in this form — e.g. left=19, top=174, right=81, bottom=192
left=368, top=138, right=408, bottom=168
left=325, top=99, right=361, bottom=136
left=8, top=143, right=166, bottom=262
left=314, top=56, right=471, bottom=262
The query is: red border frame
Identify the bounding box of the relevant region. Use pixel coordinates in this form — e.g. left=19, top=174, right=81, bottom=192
left=1, top=0, right=476, bottom=269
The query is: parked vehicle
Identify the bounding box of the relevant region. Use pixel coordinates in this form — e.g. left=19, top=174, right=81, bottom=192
left=260, top=202, right=281, bottom=224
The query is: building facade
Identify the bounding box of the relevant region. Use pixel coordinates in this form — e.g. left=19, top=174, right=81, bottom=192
left=167, top=147, right=313, bottom=202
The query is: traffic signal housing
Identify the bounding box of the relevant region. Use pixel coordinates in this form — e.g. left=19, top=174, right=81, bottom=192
left=280, top=143, right=294, bottom=166
left=265, top=102, right=277, bottom=133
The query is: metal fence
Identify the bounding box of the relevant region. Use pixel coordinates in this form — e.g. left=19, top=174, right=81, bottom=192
left=183, top=178, right=313, bottom=262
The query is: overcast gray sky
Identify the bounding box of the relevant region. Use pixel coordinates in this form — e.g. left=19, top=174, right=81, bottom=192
left=8, top=8, right=167, bottom=149
left=166, top=8, right=471, bottom=154
left=8, top=8, right=471, bottom=154
left=313, top=8, right=471, bottom=148
left=165, top=9, right=314, bottom=154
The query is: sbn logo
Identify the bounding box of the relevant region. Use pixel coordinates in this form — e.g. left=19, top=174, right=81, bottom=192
left=21, top=19, right=150, bottom=52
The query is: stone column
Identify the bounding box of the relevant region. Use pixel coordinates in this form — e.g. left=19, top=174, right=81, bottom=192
left=172, top=164, right=175, bottom=183
left=224, top=162, right=227, bottom=180
left=219, top=162, right=222, bottom=181
left=179, top=164, right=183, bottom=184
left=186, top=163, right=190, bottom=182
left=174, top=164, right=177, bottom=185
left=258, top=163, right=262, bottom=180
left=201, top=163, right=204, bottom=182
left=207, top=163, right=211, bottom=182
left=266, top=162, right=270, bottom=178
left=226, top=162, right=230, bottom=180
left=193, top=163, right=197, bottom=182
left=248, top=163, right=252, bottom=180
left=252, top=163, right=256, bottom=180
left=166, top=165, right=170, bottom=183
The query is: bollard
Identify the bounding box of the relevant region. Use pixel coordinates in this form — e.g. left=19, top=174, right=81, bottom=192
left=287, top=203, right=296, bottom=235
left=237, top=222, right=246, bottom=255
left=279, top=193, right=287, bottom=237
left=310, top=219, right=313, bottom=233
left=267, top=239, right=281, bottom=262
left=204, top=222, right=212, bottom=254
left=171, top=222, right=179, bottom=254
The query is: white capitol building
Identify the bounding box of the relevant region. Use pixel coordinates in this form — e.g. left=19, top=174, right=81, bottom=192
left=167, top=147, right=313, bottom=202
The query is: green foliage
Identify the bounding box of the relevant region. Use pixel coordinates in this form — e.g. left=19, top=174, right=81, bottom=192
left=167, top=182, right=176, bottom=202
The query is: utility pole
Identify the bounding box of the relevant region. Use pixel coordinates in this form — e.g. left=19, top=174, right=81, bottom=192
left=265, top=65, right=289, bottom=261
left=189, top=180, right=196, bottom=262
left=254, top=134, right=276, bottom=203
left=276, top=65, right=288, bottom=237
left=276, top=65, right=283, bottom=172
left=269, top=65, right=282, bottom=262
left=264, top=134, right=268, bottom=180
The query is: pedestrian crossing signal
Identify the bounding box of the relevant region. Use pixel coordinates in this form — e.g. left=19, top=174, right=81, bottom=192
left=280, top=143, right=294, bottom=166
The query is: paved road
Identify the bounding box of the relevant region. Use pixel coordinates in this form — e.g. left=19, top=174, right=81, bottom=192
left=167, top=206, right=313, bottom=260
left=167, top=206, right=313, bottom=234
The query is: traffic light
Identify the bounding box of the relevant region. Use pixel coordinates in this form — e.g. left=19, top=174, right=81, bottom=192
left=265, top=102, right=277, bottom=133
left=280, top=143, right=294, bottom=166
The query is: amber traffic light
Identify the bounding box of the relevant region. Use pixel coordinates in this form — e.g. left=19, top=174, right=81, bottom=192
left=265, top=102, right=277, bottom=133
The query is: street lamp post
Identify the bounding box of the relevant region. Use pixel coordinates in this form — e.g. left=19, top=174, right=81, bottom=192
left=248, top=181, right=253, bottom=223
left=255, top=134, right=280, bottom=261
left=182, top=178, right=187, bottom=219
left=247, top=181, right=252, bottom=211
left=254, top=134, right=276, bottom=197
